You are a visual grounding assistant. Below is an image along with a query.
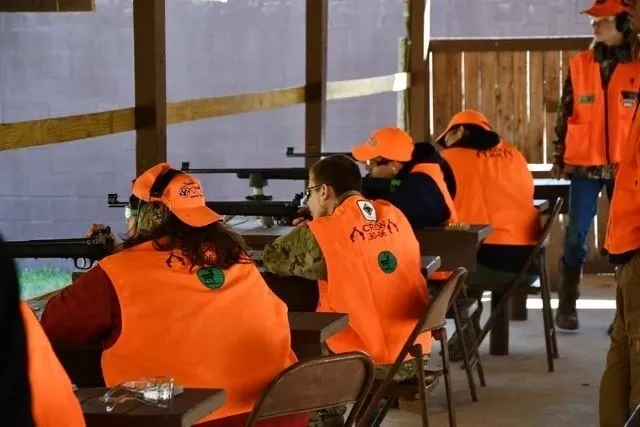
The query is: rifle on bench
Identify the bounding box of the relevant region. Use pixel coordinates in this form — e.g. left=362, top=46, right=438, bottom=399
left=108, top=193, right=306, bottom=226
left=181, top=161, right=396, bottom=199
left=285, top=147, right=352, bottom=159
left=3, top=228, right=115, bottom=270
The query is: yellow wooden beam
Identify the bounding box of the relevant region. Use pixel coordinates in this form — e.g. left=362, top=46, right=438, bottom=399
left=0, top=0, right=95, bottom=12
left=0, top=109, right=135, bottom=151
left=0, top=73, right=409, bottom=151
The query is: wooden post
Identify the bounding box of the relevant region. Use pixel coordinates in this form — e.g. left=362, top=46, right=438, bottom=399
left=304, top=0, right=328, bottom=169
left=133, top=0, right=167, bottom=175
left=408, top=0, right=429, bottom=141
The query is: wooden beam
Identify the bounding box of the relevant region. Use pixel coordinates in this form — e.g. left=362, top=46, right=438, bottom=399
left=0, top=109, right=134, bottom=151
left=327, top=73, right=409, bottom=101
left=304, top=0, right=328, bottom=169
left=167, top=86, right=306, bottom=125
left=133, top=0, right=167, bottom=175
left=408, top=0, right=428, bottom=142
left=429, top=37, right=591, bottom=53
left=0, top=0, right=94, bottom=12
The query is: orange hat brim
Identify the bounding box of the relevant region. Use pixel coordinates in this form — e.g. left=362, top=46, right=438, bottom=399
left=581, top=3, right=628, bottom=17
left=351, top=142, right=380, bottom=162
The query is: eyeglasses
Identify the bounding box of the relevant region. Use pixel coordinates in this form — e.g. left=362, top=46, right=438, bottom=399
left=304, top=185, right=323, bottom=199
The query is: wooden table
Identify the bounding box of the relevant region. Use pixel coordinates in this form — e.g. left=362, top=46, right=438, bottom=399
left=289, top=312, right=348, bottom=359
left=234, top=218, right=490, bottom=272
left=414, top=225, right=492, bottom=271
left=77, top=387, right=225, bottom=427
left=534, top=179, right=569, bottom=213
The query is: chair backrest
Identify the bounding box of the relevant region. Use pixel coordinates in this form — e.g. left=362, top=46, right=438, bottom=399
left=356, top=268, right=468, bottom=427
left=245, top=351, right=375, bottom=427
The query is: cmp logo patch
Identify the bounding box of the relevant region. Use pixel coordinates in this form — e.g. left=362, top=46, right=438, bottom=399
left=377, top=251, right=398, bottom=274
left=357, top=200, right=377, bottom=222
left=197, top=267, right=225, bottom=290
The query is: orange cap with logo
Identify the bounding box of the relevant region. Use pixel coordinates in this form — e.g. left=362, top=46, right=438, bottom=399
left=581, top=0, right=628, bottom=17
left=132, top=162, right=222, bottom=228
left=351, top=127, right=414, bottom=162
left=435, top=109, right=493, bottom=146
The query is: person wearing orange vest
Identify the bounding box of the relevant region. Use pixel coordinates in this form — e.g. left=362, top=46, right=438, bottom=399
left=20, top=303, right=86, bottom=427
left=262, top=155, right=432, bottom=427
left=600, top=1, right=640, bottom=424
left=436, top=109, right=542, bottom=360
left=550, top=0, right=640, bottom=331
left=350, top=127, right=457, bottom=228
left=350, top=127, right=458, bottom=287
left=40, top=163, right=307, bottom=427
left=0, top=233, right=35, bottom=427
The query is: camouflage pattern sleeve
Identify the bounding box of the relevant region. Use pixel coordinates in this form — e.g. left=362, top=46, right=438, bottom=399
left=552, top=70, right=574, bottom=167
left=262, top=224, right=328, bottom=281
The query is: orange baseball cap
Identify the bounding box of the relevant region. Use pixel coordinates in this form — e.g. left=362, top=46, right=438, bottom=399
left=435, top=109, right=493, bottom=145
left=351, top=127, right=414, bottom=162
left=581, top=0, right=628, bottom=17
left=132, top=162, right=222, bottom=228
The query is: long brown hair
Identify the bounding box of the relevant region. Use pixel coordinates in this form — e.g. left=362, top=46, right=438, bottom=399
left=122, top=213, right=251, bottom=271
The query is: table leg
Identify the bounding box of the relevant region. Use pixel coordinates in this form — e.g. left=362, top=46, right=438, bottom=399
left=510, top=287, right=528, bottom=321
left=489, top=291, right=509, bottom=356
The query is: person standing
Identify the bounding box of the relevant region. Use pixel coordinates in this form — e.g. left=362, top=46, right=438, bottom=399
left=551, top=0, right=640, bottom=331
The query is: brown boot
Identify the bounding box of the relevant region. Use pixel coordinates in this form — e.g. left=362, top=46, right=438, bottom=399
left=555, top=265, right=581, bottom=330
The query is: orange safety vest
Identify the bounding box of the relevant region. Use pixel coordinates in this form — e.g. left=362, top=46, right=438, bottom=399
left=307, top=195, right=430, bottom=364
left=411, top=163, right=458, bottom=280
left=99, top=242, right=297, bottom=422
left=410, top=163, right=459, bottom=223
left=441, top=141, right=541, bottom=245
left=20, top=302, right=85, bottom=427
left=565, top=49, right=640, bottom=166
left=605, top=103, right=640, bottom=255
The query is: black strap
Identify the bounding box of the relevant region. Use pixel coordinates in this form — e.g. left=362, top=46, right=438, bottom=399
left=150, top=168, right=183, bottom=199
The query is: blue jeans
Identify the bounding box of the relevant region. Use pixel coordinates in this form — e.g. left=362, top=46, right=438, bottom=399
left=562, top=176, right=615, bottom=268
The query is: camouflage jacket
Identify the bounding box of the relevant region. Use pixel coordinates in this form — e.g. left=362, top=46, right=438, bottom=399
left=262, top=192, right=365, bottom=280
left=552, top=42, right=633, bottom=180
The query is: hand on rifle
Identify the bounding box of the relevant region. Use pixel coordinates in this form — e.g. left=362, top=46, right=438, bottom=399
left=292, top=206, right=311, bottom=227
left=85, top=223, right=121, bottom=248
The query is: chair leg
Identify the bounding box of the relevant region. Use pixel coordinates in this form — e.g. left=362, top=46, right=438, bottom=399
left=539, top=256, right=558, bottom=370
left=370, top=397, right=395, bottom=427
left=414, top=346, right=430, bottom=427
left=464, top=314, right=486, bottom=387
left=439, top=329, right=457, bottom=427
left=452, top=302, right=478, bottom=401
left=542, top=258, right=559, bottom=359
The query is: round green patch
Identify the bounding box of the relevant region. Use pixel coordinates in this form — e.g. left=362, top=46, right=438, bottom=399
left=197, top=267, right=225, bottom=289
left=377, top=251, right=398, bottom=274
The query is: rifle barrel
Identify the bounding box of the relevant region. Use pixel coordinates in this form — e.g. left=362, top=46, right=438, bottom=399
left=285, top=147, right=353, bottom=158
left=182, top=165, right=308, bottom=181
left=206, top=201, right=301, bottom=217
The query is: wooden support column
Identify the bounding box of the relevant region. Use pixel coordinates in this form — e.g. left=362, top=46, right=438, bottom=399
left=408, top=0, right=429, bottom=141
left=133, top=0, right=167, bottom=175
left=304, top=0, right=328, bottom=169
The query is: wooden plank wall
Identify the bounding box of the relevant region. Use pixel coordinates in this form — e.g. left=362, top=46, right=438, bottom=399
left=429, top=37, right=613, bottom=275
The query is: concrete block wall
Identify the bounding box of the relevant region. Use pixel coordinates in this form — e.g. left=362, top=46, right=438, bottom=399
left=0, top=0, right=590, bottom=268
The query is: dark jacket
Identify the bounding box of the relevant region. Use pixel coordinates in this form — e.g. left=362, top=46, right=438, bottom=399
left=442, top=126, right=536, bottom=273
left=380, top=142, right=455, bottom=228
left=0, top=234, right=35, bottom=427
